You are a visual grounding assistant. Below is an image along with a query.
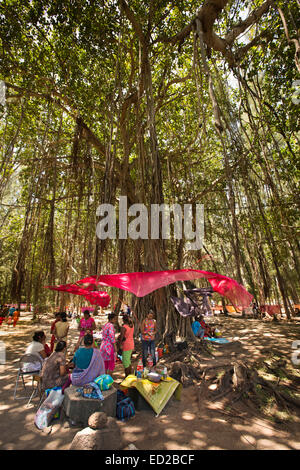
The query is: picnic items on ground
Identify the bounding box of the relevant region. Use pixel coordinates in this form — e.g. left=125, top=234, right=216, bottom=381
left=34, top=387, right=64, bottom=430
left=77, top=382, right=104, bottom=400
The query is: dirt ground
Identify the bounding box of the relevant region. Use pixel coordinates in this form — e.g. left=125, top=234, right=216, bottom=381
left=0, top=312, right=299, bottom=450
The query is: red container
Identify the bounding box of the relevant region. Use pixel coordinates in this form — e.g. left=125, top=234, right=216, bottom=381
left=157, top=348, right=163, bottom=358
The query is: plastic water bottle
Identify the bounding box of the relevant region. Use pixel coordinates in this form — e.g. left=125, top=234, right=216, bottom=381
left=137, top=358, right=143, bottom=372
left=163, top=366, right=167, bottom=379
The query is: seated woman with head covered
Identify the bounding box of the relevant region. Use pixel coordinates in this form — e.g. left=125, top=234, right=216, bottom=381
left=71, top=333, right=105, bottom=387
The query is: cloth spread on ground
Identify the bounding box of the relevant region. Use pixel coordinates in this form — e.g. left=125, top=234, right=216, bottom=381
left=120, top=374, right=182, bottom=416
left=204, top=337, right=230, bottom=344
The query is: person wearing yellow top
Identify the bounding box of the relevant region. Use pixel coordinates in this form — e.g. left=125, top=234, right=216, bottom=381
left=54, top=311, right=69, bottom=346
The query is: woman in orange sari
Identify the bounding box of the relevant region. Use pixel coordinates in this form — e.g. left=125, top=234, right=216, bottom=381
left=13, top=308, right=20, bottom=327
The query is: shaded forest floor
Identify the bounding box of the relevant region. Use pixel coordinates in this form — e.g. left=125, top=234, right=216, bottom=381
left=0, top=312, right=299, bottom=450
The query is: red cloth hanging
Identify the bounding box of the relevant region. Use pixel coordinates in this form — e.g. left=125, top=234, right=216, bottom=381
left=45, top=283, right=110, bottom=308
left=76, top=269, right=253, bottom=308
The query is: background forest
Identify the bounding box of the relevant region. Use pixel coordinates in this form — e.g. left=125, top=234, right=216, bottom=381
left=0, top=0, right=299, bottom=336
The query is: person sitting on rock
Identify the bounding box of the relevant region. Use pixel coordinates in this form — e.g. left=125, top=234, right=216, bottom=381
left=71, top=333, right=105, bottom=387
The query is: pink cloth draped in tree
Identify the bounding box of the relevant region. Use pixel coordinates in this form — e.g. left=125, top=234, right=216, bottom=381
left=45, top=283, right=110, bottom=308
left=77, top=269, right=253, bottom=308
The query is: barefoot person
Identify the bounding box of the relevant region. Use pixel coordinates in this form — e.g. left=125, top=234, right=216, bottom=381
left=118, top=314, right=134, bottom=377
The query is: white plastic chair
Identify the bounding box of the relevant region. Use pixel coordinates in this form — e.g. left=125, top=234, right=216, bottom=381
left=13, top=353, right=43, bottom=406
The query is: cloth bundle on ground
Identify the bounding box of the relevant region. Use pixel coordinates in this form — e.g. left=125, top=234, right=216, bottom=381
left=204, top=337, right=230, bottom=344
left=76, top=382, right=104, bottom=400
left=94, top=374, right=114, bottom=391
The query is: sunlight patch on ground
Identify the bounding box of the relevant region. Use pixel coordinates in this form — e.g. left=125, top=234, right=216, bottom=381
left=240, top=434, right=256, bottom=447
left=181, top=411, right=196, bottom=421
left=0, top=404, right=10, bottom=411
left=163, top=428, right=179, bottom=437
left=257, top=439, right=290, bottom=450
left=18, top=433, right=37, bottom=441
left=164, top=441, right=191, bottom=450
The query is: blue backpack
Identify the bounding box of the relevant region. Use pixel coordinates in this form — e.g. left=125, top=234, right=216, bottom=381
left=116, top=396, right=135, bottom=421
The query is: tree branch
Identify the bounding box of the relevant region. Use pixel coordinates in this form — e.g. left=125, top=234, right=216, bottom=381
left=224, top=0, right=274, bottom=45
left=158, top=0, right=275, bottom=67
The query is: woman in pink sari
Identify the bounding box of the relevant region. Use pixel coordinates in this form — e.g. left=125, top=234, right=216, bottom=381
left=74, top=310, right=96, bottom=352
left=100, top=313, right=117, bottom=375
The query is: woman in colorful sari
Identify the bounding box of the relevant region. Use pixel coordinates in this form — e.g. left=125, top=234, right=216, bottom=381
left=71, top=334, right=105, bottom=387
left=100, top=313, right=117, bottom=375
left=13, top=308, right=20, bottom=328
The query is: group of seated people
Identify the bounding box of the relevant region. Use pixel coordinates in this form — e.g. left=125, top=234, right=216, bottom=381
left=191, top=315, right=217, bottom=339
left=25, top=329, right=105, bottom=395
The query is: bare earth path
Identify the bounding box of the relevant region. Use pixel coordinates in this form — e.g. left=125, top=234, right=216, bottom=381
left=0, top=313, right=299, bottom=450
